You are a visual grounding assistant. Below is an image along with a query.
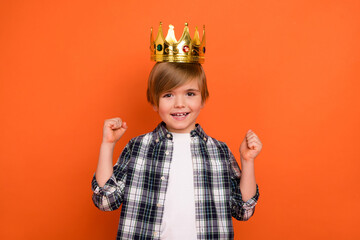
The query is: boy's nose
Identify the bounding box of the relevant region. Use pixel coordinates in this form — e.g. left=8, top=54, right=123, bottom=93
left=174, top=97, right=185, bottom=108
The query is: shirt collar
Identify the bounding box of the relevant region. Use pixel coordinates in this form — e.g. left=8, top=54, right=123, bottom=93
left=153, top=122, right=209, bottom=143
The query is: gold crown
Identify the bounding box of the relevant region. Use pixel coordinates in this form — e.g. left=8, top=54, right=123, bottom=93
left=150, top=22, right=206, bottom=63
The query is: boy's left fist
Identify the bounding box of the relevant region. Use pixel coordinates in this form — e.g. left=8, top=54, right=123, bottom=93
left=239, top=130, right=262, bottom=161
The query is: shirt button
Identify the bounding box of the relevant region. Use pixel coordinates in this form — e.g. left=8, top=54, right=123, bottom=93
left=157, top=203, right=161, bottom=207
left=161, top=176, right=166, bottom=180
left=153, top=231, right=158, bottom=236
left=203, top=137, right=207, bottom=141
left=166, top=133, right=171, bottom=138
left=155, top=138, right=159, bottom=143
left=165, top=151, right=169, bottom=155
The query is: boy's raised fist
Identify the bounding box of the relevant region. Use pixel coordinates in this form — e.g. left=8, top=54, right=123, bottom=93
left=239, top=129, right=262, bottom=161
left=102, top=117, right=128, bottom=144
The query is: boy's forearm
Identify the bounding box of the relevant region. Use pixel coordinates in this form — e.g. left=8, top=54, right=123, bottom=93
left=239, top=158, right=257, bottom=202
left=95, top=142, right=116, bottom=187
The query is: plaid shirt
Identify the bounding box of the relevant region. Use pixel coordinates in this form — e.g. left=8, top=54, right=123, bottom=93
left=92, top=122, right=259, bottom=240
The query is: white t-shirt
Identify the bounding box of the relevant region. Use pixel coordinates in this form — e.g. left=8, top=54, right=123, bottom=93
left=160, top=132, right=197, bottom=240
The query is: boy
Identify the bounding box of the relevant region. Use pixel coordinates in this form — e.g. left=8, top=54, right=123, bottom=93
left=92, top=23, right=262, bottom=240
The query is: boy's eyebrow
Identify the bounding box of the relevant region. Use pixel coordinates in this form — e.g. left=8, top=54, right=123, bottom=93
left=162, top=88, right=200, bottom=94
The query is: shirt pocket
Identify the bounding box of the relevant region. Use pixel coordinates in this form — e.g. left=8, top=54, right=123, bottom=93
left=128, top=156, right=146, bottom=186
left=207, top=158, right=227, bottom=174
left=206, top=159, right=230, bottom=203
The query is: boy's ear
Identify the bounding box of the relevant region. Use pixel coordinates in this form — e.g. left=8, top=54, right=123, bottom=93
left=152, top=105, right=158, bottom=112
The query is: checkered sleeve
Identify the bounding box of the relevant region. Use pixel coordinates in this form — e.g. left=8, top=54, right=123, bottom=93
left=91, top=140, right=132, bottom=211
left=228, top=150, right=259, bottom=221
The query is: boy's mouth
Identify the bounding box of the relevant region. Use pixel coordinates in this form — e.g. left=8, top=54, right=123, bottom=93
left=170, top=112, right=190, bottom=120
left=171, top=112, right=189, bottom=117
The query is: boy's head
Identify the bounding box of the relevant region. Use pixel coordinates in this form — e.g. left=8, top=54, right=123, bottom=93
left=147, top=62, right=209, bottom=108
left=147, top=62, right=209, bottom=133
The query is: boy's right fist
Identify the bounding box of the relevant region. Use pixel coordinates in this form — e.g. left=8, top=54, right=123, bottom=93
left=102, top=117, right=128, bottom=144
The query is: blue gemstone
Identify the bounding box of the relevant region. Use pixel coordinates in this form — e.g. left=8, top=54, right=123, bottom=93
left=203, top=47, right=206, bottom=53
left=157, top=44, right=163, bottom=51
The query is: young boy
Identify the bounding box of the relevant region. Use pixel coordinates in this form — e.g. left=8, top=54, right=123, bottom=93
left=92, top=23, right=262, bottom=240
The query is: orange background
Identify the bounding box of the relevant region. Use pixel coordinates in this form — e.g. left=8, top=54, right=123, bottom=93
left=1, top=0, right=359, bottom=239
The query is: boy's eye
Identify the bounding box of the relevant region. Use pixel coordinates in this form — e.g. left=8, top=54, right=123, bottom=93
left=187, top=92, right=196, bottom=96
left=162, top=93, right=172, bottom=98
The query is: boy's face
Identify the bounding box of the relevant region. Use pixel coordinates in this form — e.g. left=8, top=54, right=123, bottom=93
left=153, top=79, right=204, bottom=133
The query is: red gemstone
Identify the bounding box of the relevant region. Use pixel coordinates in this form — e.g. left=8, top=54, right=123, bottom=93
left=183, top=45, right=189, bottom=53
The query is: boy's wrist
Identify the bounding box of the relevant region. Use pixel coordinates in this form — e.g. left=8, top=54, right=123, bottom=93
left=101, top=141, right=116, bottom=149
left=240, top=157, right=255, bottom=166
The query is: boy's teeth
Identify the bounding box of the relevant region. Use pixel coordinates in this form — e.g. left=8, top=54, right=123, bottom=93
left=173, top=113, right=187, bottom=116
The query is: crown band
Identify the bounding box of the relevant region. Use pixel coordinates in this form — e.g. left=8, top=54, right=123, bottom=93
left=150, top=22, right=206, bottom=64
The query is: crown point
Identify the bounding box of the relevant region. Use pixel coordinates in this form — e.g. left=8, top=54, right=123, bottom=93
left=192, top=27, right=201, bottom=45
left=165, top=24, right=177, bottom=43
left=185, top=22, right=188, bottom=26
